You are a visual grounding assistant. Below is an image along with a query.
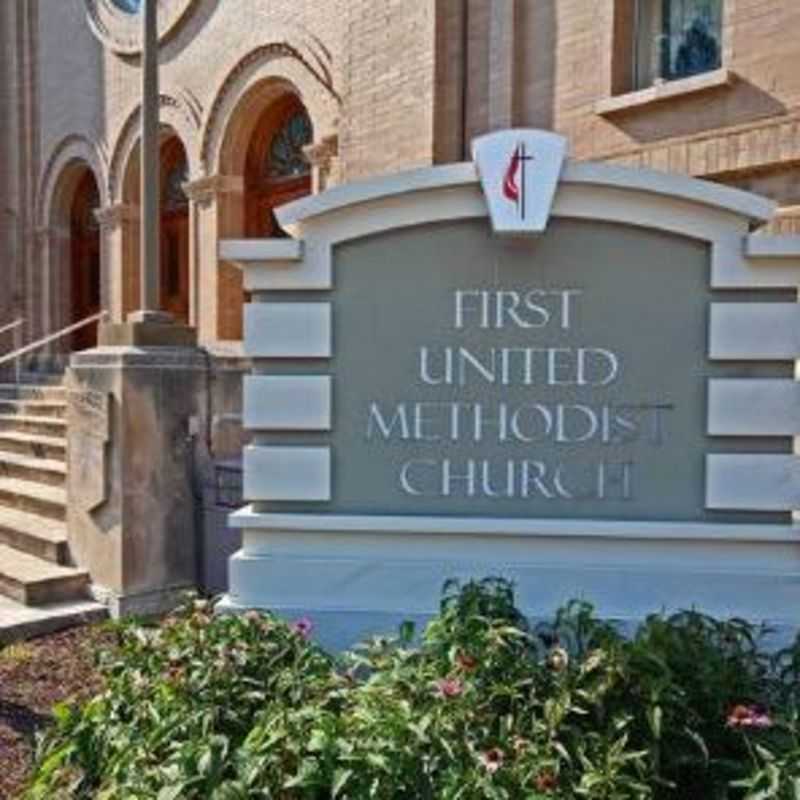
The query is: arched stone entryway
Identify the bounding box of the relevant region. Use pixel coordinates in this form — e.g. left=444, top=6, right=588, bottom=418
left=159, top=135, right=190, bottom=324
left=243, top=92, right=313, bottom=237
left=119, top=130, right=191, bottom=324
left=195, top=79, right=314, bottom=340
left=68, top=169, right=102, bottom=350
left=43, top=160, right=103, bottom=353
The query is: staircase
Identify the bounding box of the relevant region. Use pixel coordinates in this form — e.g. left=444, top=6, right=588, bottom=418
left=0, top=381, right=90, bottom=606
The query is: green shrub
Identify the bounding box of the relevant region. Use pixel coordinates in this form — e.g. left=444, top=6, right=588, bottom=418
left=27, top=580, right=800, bottom=799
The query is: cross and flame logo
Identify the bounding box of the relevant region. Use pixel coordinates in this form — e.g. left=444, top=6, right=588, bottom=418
left=502, top=142, right=535, bottom=220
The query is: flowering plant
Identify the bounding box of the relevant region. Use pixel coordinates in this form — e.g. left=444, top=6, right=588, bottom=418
left=27, top=580, right=800, bottom=799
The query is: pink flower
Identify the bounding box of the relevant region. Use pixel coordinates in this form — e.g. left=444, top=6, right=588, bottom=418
left=291, top=617, right=314, bottom=639
left=479, top=748, right=505, bottom=774
left=727, top=704, right=773, bottom=729
left=435, top=677, right=464, bottom=698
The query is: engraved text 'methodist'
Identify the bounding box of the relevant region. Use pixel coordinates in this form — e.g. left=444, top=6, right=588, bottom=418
left=365, top=289, right=672, bottom=502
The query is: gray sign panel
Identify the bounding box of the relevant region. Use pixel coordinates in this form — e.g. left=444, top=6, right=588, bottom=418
left=263, top=218, right=790, bottom=521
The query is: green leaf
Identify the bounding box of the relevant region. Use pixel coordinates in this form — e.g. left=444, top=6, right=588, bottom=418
left=647, top=705, right=663, bottom=740
left=332, top=768, right=353, bottom=798
left=157, top=786, right=187, bottom=800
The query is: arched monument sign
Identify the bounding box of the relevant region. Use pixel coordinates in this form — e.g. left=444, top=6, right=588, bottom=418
left=221, top=130, right=800, bottom=645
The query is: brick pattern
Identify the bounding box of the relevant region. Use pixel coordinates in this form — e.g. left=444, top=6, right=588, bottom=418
left=340, top=0, right=437, bottom=180
left=3, top=0, right=800, bottom=350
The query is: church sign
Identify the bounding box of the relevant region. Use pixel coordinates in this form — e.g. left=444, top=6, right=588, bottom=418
left=220, top=130, right=800, bottom=644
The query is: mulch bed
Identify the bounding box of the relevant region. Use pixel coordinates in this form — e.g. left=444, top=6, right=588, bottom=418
left=0, top=625, right=113, bottom=800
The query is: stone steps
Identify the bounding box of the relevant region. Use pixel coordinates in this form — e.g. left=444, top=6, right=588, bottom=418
left=0, top=476, right=66, bottom=521
left=0, top=413, right=67, bottom=438
left=0, top=430, right=66, bottom=461
left=0, top=450, right=66, bottom=487
left=0, top=507, right=68, bottom=563
left=0, top=380, right=90, bottom=610
left=0, top=544, right=88, bottom=606
left=0, top=384, right=66, bottom=402
left=0, top=398, right=67, bottom=419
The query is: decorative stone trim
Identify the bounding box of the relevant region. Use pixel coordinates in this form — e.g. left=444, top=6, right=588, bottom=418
left=303, top=134, right=339, bottom=191
left=108, top=92, right=202, bottom=202
left=83, top=0, right=199, bottom=55
left=200, top=42, right=340, bottom=175
left=37, top=134, right=109, bottom=229
left=183, top=175, right=244, bottom=207
left=94, top=203, right=140, bottom=231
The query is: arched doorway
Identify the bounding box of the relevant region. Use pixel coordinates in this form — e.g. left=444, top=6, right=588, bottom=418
left=119, top=131, right=191, bottom=324
left=243, top=94, right=313, bottom=237
left=160, top=136, right=190, bottom=324
left=211, top=87, right=314, bottom=341
left=69, top=169, right=101, bottom=350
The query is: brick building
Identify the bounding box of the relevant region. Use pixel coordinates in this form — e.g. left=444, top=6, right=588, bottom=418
left=2, top=0, right=799, bottom=354
left=1, top=0, right=799, bottom=613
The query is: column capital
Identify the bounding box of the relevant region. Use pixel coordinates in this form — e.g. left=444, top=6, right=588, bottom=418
left=183, top=174, right=244, bottom=207
left=34, top=225, right=69, bottom=243
left=303, top=134, right=339, bottom=171
left=95, top=203, right=140, bottom=231
left=303, top=134, right=339, bottom=192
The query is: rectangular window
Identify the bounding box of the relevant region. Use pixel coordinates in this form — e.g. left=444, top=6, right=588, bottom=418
left=633, top=0, right=723, bottom=90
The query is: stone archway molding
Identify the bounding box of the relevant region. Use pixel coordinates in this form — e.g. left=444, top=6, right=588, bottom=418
left=83, top=0, right=199, bottom=55
left=38, top=134, right=109, bottom=230
left=109, top=90, right=202, bottom=204
left=201, top=41, right=341, bottom=177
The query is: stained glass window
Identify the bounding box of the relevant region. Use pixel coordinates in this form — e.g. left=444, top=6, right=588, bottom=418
left=110, top=0, right=141, bottom=13
left=265, top=111, right=313, bottom=179
left=634, top=0, right=722, bottom=89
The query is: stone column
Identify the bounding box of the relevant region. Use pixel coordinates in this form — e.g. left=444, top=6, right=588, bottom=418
left=183, top=175, right=244, bottom=344
left=34, top=225, right=69, bottom=344
left=95, top=204, right=140, bottom=324
left=304, top=134, right=340, bottom=193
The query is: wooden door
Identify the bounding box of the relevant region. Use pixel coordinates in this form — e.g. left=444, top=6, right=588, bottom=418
left=160, top=209, right=189, bottom=324
left=70, top=172, right=100, bottom=351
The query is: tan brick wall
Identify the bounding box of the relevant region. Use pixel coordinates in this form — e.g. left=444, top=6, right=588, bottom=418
left=510, top=0, right=800, bottom=198
left=340, top=0, right=437, bottom=180
left=4, top=0, right=800, bottom=351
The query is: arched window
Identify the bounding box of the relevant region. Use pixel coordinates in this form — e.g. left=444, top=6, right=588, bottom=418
left=265, top=110, right=313, bottom=180
left=243, top=96, right=314, bottom=238
left=110, top=0, right=141, bottom=13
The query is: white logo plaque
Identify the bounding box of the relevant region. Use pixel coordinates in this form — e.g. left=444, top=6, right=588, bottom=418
left=472, top=129, right=568, bottom=236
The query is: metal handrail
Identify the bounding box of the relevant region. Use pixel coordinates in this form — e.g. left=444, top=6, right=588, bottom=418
left=0, top=319, right=24, bottom=339
left=0, top=310, right=109, bottom=369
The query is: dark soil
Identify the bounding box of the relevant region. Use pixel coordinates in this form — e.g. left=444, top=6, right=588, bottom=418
left=0, top=625, right=113, bottom=800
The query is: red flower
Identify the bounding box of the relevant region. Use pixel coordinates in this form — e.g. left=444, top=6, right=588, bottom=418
left=456, top=651, right=478, bottom=671
left=727, top=704, right=772, bottom=729
left=535, top=770, right=558, bottom=792
left=479, top=748, right=505, bottom=774
left=435, top=677, right=464, bottom=698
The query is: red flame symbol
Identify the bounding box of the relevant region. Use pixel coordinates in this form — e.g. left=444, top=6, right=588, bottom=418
left=503, top=145, right=521, bottom=204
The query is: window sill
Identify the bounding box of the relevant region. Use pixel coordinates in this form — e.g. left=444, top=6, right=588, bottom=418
left=595, top=68, right=737, bottom=117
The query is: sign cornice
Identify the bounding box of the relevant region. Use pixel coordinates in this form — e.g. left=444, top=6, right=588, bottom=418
left=276, top=150, right=774, bottom=232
